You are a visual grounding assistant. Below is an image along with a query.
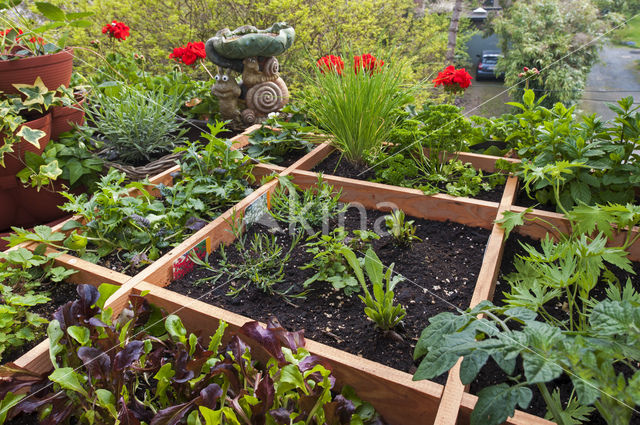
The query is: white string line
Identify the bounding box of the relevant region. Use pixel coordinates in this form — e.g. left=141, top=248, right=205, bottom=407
left=357, top=11, right=640, bottom=177
left=0, top=6, right=638, bottom=419
left=349, top=246, right=640, bottom=417
left=2, top=208, right=638, bottom=418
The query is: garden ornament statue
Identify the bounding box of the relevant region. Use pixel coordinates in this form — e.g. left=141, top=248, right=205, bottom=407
left=206, top=22, right=294, bottom=129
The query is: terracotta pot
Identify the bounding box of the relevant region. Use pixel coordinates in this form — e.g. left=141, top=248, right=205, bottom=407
left=0, top=48, right=74, bottom=95
left=51, top=93, right=86, bottom=140
left=0, top=112, right=52, bottom=177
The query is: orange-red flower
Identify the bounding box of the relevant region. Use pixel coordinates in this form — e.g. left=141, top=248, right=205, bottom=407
left=169, top=41, right=206, bottom=66
left=354, top=53, right=384, bottom=75
left=433, top=65, right=472, bottom=93
left=102, top=20, right=130, bottom=41
left=317, top=54, right=345, bottom=75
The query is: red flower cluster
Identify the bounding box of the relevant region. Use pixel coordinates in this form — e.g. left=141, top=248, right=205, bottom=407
left=169, top=41, right=206, bottom=66
left=1, top=28, right=43, bottom=44
left=433, top=65, right=472, bottom=93
left=518, top=66, right=540, bottom=78
left=354, top=53, right=384, bottom=75
left=317, top=54, right=345, bottom=75
left=102, top=20, right=130, bottom=41
left=0, top=28, right=22, bottom=37
left=317, top=53, right=384, bottom=76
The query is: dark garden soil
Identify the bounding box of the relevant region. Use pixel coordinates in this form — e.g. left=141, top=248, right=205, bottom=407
left=312, top=151, right=505, bottom=203
left=274, top=147, right=311, bottom=167
left=469, top=232, right=640, bottom=424
left=514, top=189, right=558, bottom=213
left=168, top=207, right=491, bottom=382
left=3, top=281, right=80, bottom=364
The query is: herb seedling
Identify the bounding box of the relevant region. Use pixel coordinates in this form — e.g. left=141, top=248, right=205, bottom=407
left=269, top=174, right=346, bottom=232
left=341, top=247, right=406, bottom=333
left=384, top=209, right=421, bottom=247
left=302, top=227, right=380, bottom=295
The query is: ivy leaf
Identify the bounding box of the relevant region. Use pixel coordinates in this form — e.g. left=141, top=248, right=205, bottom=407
left=16, top=126, right=46, bottom=148
left=39, top=160, right=62, bottom=180
left=471, top=384, right=532, bottom=425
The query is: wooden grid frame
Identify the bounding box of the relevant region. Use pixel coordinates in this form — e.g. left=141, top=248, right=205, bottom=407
left=10, top=125, right=640, bottom=424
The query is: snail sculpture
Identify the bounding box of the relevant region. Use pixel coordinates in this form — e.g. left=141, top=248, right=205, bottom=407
left=205, top=23, right=294, bottom=129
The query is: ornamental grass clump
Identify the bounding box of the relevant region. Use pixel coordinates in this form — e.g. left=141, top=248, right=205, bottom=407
left=303, top=52, right=413, bottom=165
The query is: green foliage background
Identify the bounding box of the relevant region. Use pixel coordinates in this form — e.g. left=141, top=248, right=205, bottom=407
left=40, top=0, right=457, bottom=97
left=494, top=0, right=608, bottom=106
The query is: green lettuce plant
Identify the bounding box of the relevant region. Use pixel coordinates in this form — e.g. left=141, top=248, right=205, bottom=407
left=0, top=285, right=384, bottom=425
left=0, top=246, right=76, bottom=361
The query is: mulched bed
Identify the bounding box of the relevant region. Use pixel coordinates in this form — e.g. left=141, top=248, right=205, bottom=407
left=3, top=280, right=80, bottom=364
left=168, top=207, right=491, bottom=382
left=312, top=150, right=505, bottom=203
left=469, top=232, right=640, bottom=423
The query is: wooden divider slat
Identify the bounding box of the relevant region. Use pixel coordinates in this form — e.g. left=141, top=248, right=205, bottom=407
left=136, top=282, right=445, bottom=425
left=434, top=176, right=519, bottom=425
left=288, top=169, right=500, bottom=230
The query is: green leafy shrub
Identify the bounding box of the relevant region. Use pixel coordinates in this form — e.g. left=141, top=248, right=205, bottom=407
left=413, top=299, right=640, bottom=425
left=49, top=0, right=452, bottom=93
left=495, top=0, right=607, bottom=106
left=492, top=91, right=640, bottom=210
left=0, top=285, right=384, bottom=424
left=86, top=86, right=187, bottom=164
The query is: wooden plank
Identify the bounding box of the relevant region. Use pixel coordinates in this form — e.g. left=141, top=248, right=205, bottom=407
left=509, top=206, right=640, bottom=262
left=288, top=170, right=500, bottom=230
left=459, top=392, right=555, bottom=425
left=283, top=142, right=334, bottom=172
left=433, top=176, right=519, bottom=425
left=134, top=282, right=445, bottom=425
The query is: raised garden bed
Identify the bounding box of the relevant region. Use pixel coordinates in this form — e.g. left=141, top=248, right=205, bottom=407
left=11, top=132, right=639, bottom=425
left=167, top=206, right=491, bottom=380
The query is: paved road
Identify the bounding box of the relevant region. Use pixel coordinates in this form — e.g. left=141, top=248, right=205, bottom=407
left=578, top=43, right=640, bottom=120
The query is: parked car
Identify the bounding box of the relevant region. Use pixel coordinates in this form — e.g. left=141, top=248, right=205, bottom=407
left=476, top=50, right=504, bottom=80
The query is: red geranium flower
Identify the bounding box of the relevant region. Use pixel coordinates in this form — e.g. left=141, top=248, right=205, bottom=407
left=317, top=54, right=345, bottom=75
left=0, top=28, right=22, bottom=38
left=354, top=53, right=384, bottom=75
left=169, top=41, right=206, bottom=66
left=433, top=65, right=472, bottom=93
left=102, top=20, right=130, bottom=41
